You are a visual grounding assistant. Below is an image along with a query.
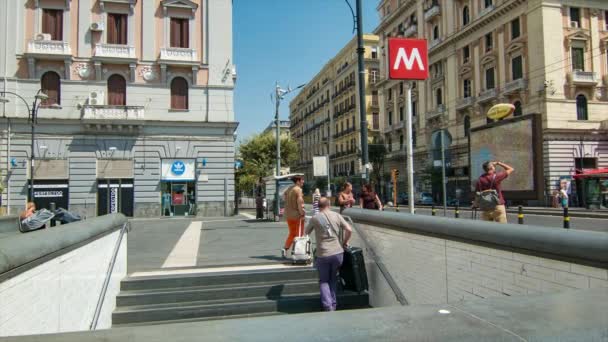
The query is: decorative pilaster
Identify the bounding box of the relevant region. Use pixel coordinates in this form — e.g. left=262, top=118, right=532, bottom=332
left=129, top=63, right=136, bottom=83
left=27, top=58, right=36, bottom=79
left=191, top=66, right=199, bottom=85
left=63, top=59, right=71, bottom=80
left=160, top=64, right=168, bottom=84
left=95, top=61, right=102, bottom=81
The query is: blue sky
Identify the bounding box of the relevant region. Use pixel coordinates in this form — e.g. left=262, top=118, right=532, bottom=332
left=233, top=0, right=379, bottom=143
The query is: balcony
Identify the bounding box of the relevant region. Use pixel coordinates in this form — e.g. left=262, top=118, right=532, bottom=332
left=424, top=4, right=440, bottom=21
left=159, top=47, right=198, bottom=64
left=426, top=104, right=446, bottom=120
left=94, top=44, right=136, bottom=60
left=456, top=97, right=475, bottom=110
left=81, top=105, right=144, bottom=126
left=403, top=24, right=417, bottom=38
left=503, top=78, right=527, bottom=94
left=569, top=71, right=598, bottom=86
left=27, top=39, right=71, bottom=57
left=478, top=88, right=498, bottom=103
left=479, top=5, right=495, bottom=18
left=429, top=38, right=442, bottom=50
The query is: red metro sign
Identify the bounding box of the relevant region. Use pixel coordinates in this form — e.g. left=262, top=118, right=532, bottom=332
left=388, top=38, right=429, bottom=80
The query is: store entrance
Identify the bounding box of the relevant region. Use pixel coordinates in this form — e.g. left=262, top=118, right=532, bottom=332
left=97, top=179, right=134, bottom=217
left=161, top=181, right=196, bottom=216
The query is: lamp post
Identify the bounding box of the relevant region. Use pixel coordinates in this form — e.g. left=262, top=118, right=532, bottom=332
left=274, top=82, right=305, bottom=219
left=0, top=90, right=49, bottom=204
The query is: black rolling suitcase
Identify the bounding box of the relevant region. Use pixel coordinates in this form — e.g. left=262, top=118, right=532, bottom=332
left=339, top=246, right=369, bottom=293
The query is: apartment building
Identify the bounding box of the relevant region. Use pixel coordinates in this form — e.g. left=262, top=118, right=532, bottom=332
left=262, top=120, right=290, bottom=138
left=0, top=0, right=236, bottom=217
left=290, top=35, right=380, bottom=182
left=375, top=0, right=607, bottom=205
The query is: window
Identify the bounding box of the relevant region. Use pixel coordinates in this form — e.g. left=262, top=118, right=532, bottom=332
left=512, top=55, right=523, bottom=80
left=412, top=101, right=417, bottom=116
left=462, top=6, right=470, bottom=26
left=371, top=47, right=378, bottom=59
left=170, top=77, right=189, bottom=110
left=399, top=135, right=404, bottom=150
left=484, top=0, right=493, bottom=8
left=463, top=46, right=470, bottom=63
left=436, top=88, right=442, bottom=106
left=511, top=18, right=521, bottom=40
left=570, top=7, right=580, bottom=25
left=464, top=116, right=471, bottom=137
left=399, top=82, right=404, bottom=95
left=387, top=137, right=392, bottom=152
left=485, top=67, right=495, bottom=89
left=571, top=47, right=585, bottom=71
left=372, top=112, right=379, bottom=129
left=463, top=79, right=472, bottom=98
left=399, top=106, right=404, bottom=121
left=513, top=101, right=522, bottom=116
left=433, top=25, right=439, bottom=40
left=575, top=157, right=597, bottom=169
left=412, top=128, right=417, bottom=147
left=388, top=111, right=393, bottom=125
left=42, top=9, right=63, bottom=40
left=485, top=33, right=493, bottom=52
left=107, top=74, right=126, bottom=105
left=40, top=71, right=60, bottom=106
left=170, top=18, right=189, bottom=48
left=576, top=94, right=588, bottom=120
left=107, top=13, right=127, bottom=45
left=388, top=89, right=392, bottom=100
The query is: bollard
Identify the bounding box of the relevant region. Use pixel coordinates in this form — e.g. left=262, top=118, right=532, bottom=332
left=517, top=205, right=524, bottom=225
left=49, top=202, right=57, bottom=227
left=563, top=207, right=570, bottom=229
left=454, top=204, right=460, bottom=218
left=431, top=205, right=436, bottom=216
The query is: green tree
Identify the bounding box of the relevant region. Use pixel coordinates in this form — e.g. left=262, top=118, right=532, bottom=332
left=236, top=133, right=299, bottom=194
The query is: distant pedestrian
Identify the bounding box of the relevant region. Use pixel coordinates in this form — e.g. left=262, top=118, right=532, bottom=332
left=474, top=161, right=514, bottom=223
left=559, top=184, right=569, bottom=208
left=338, top=182, right=356, bottom=214
left=282, top=176, right=306, bottom=258
left=312, top=188, right=321, bottom=215
left=305, top=197, right=352, bottom=311
left=360, top=183, right=383, bottom=211
left=255, top=193, right=264, bottom=219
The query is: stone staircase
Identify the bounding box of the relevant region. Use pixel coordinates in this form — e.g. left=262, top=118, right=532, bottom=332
left=112, top=267, right=370, bottom=326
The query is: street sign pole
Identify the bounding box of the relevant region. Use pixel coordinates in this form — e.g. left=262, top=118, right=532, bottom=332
left=405, top=82, right=415, bottom=214
left=326, top=154, right=331, bottom=197
left=441, top=130, right=447, bottom=216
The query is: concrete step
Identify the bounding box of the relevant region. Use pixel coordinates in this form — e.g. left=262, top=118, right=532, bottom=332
left=112, top=292, right=369, bottom=325
left=116, top=280, right=320, bottom=307
left=121, top=267, right=318, bottom=291
left=112, top=312, right=286, bottom=328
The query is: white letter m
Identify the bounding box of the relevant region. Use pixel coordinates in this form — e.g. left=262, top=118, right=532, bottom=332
left=393, top=47, right=425, bottom=71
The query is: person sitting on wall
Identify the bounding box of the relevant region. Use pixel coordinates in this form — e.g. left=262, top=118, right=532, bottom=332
left=19, top=202, right=82, bottom=232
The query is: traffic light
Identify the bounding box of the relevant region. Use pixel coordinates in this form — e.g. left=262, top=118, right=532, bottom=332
left=391, top=168, right=400, bottom=181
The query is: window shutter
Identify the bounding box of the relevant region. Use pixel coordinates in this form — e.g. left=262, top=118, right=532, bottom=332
left=119, top=14, right=127, bottom=45
left=108, top=75, right=126, bottom=106
left=41, top=72, right=60, bottom=106
left=171, top=77, right=188, bottom=110
left=170, top=18, right=179, bottom=47
left=107, top=13, right=116, bottom=44
left=42, top=9, right=63, bottom=41
left=181, top=19, right=189, bottom=48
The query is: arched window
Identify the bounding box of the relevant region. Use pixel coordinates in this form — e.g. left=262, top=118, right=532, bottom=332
left=107, top=74, right=126, bottom=106
left=513, top=101, right=522, bottom=116
left=462, top=6, right=470, bottom=26
left=464, top=115, right=471, bottom=137
left=433, top=25, right=439, bottom=40
left=436, top=88, right=443, bottom=105
left=171, top=77, right=189, bottom=110
left=576, top=94, right=588, bottom=120
left=40, top=71, right=61, bottom=106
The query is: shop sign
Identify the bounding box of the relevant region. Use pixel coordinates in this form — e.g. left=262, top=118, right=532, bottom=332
left=162, top=159, right=195, bottom=181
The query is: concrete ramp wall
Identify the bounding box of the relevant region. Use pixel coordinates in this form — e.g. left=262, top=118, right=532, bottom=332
left=344, top=209, right=608, bottom=306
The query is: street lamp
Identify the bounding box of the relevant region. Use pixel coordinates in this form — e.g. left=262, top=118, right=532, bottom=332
left=273, top=82, right=305, bottom=219
left=0, top=89, right=49, bottom=203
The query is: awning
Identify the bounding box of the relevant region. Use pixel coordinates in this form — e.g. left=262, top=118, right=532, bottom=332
left=573, top=168, right=608, bottom=179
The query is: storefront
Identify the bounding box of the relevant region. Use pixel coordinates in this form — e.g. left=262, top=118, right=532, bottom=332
left=161, top=159, right=197, bottom=216
left=30, top=159, right=69, bottom=210
left=573, top=168, right=608, bottom=209
left=97, top=159, right=135, bottom=217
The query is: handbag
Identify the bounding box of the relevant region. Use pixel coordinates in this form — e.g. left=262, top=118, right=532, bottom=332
left=476, top=174, right=500, bottom=211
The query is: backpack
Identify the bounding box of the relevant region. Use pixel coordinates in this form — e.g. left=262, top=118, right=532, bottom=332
left=476, top=174, right=500, bottom=211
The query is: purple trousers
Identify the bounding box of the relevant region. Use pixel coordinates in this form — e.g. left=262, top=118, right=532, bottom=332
left=315, top=253, right=343, bottom=311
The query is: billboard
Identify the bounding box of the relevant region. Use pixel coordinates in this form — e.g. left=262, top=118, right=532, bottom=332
left=469, top=115, right=542, bottom=200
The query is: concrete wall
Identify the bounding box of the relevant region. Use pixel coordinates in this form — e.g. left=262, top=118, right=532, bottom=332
left=354, top=221, right=608, bottom=306
left=0, top=230, right=127, bottom=337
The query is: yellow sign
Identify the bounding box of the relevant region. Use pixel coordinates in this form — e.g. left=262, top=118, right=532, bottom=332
left=486, top=103, right=515, bottom=120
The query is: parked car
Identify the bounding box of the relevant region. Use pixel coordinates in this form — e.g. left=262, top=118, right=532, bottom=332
left=417, top=193, right=434, bottom=205
left=398, top=193, right=409, bottom=204
left=447, top=198, right=460, bottom=206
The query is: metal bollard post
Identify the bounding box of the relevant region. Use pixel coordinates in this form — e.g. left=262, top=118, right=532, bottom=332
left=563, top=207, right=570, bottom=229
left=431, top=205, right=436, bottom=216
left=518, top=205, right=524, bottom=225
left=49, top=202, right=56, bottom=227
left=454, top=204, right=460, bottom=218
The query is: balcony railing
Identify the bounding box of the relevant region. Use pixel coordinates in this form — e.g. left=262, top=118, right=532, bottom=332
left=424, top=4, right=440, bottom=21
left=479, top=5, right=495, bottom=18
left=160, top=47, right=198, bottom=62
left=426, top=104, right=446, bottom=120
left=503, top=78, right=527, bottom=94
left=456, top=97, right=475, bottom=110
left=570, top=71, right=598, bottom=85
left=94, top=44, right=136, bottom=59
left=478, top=88, right=498, bottom=103
left=81, top=105, right=145, bottom=122
left=27, top=40, right=71, bottom=55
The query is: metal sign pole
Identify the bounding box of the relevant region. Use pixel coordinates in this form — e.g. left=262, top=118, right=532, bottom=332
left=441, top=130, right=447, bottom=215
left=405, top=82, right=415, bottom=214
